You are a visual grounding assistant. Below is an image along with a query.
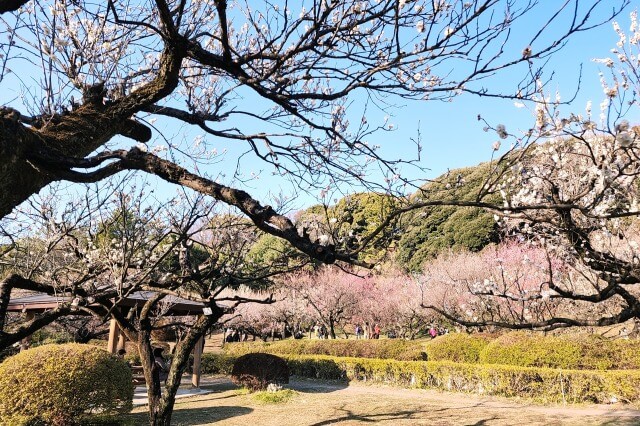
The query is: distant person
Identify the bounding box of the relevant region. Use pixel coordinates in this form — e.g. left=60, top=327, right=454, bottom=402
left=116, top=348, right=131, bottom=368
left=153, top=347, right=170, bottom=383
left=320, top=325, right=328, bottom=339
left=355, top=324, right=362, bottom=339
left=373, top=324, right=380, bottom=339
left=429, top=327, right=437, bottom=339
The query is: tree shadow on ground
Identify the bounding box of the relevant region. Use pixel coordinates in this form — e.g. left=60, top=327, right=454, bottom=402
left=170, top=405, right=253, bottom=425
left=121, top=406, right=253, bottom=425
left=287, top=376, right=348, bottom=394
left=597, top=418, right=640, bottom=426
left=307, top=407, right=421, bottom=425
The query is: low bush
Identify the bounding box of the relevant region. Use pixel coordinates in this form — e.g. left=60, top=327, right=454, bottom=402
left=425, top=333, right=492, bottom=363
left=231, top=353, right=290, bottom=391
left=284, top=355, right=640, bottom=404
left=224, top=338, right=427, bottom=361
left=479, top=332, right=640, bottom=370
left=0, top=343, right=133, bottom=426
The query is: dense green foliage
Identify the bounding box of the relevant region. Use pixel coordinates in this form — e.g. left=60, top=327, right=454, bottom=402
left=425, top=333, right=492, bottom=363
left=292, top=165, right=499, bottom=271
left=223, top=338, right=428, bottom=361
left=0, top=344, right=133, bottom=426
left=480, top=332, right=640, bottom=370
left=246, top=233, right=299, bottom=268
left=296, top=193, right=400, bottom=263
left=396, top=163, right=500, bottom=271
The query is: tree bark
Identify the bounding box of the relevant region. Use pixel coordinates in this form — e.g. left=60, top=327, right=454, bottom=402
left=0, top=40, right=184, bottom=219
left=120, top=295, right=223, bottom=426
left=328, top=317, right=336, bottom=339
left=0, top=0, right=29, bottom=14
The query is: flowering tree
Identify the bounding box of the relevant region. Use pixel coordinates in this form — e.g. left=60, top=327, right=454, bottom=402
left=222, top=285, right=313, bottom=341
left=421, top=12, right=640, bottom=332
left=368, top=272, right=437, bottom=339
left=281, top=267, right=368, bottom=339
left=421, top=242, right=569, bottom=329
left=0, top=1, right=625, bottom=257
left=0, top=1, right=630, bottom=423
left=0, top=183, right=289, bottom=424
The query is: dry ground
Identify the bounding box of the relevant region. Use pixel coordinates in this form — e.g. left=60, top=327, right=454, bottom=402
left=125, top=375, right=640, bottom=426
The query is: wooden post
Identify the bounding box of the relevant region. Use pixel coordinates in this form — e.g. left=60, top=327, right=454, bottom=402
left=20, top=312, right=35, bottom=351
left=191, top=335, right=204, bottom=388
left=107, top=319, right=119, bottom=353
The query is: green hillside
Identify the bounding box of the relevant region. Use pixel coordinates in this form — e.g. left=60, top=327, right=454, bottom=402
left=395, top=162, right=500, bottom=271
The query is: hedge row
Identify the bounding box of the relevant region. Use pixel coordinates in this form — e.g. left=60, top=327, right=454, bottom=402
left=201, top=352, right=640, bottom=404
left=424, top=333, right=492, bottom=363
left=424, top=332, right=640, bottom=370
left=225, top=332, right=640, bottom=370
left=479, top=333, right=640, bottom=370
left=223, top=339, right=427, bottom=361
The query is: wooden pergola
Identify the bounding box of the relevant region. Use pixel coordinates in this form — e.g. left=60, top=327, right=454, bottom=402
left=7, top=292, right=207, bottom=387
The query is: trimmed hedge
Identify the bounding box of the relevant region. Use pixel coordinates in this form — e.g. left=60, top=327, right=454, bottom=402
left=425, top=333, right=492, bottom=363
left=224, top=333, right=640, bottom=370
left=479, top=332, right=640, bottom=370
left=0, top=343, right=133, bottom=426
left=223, top=339, right=427, bottom=361
left=201, top=352, right=640, bottom=404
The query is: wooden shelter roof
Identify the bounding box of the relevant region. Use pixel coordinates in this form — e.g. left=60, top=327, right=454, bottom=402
left=7, top=291, right=205, bottom=315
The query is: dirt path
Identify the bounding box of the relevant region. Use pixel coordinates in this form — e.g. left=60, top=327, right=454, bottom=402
left=128, top=376, right=640, bottom=425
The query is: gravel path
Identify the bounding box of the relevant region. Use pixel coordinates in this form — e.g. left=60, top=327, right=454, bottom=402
left=138, top=375, right=640, bottom=426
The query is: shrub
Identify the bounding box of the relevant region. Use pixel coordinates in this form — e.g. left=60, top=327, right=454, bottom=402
left=479, top=332, right=640, bottom=370
left=30, top=328, right=74, bottom=346
left=425, top=333, right=491, bottom=363
left=231, top=353, right=290, bottom=391
left=224, top=339, right=427, bottom=361
left=0, top=343, right=133, bottom=426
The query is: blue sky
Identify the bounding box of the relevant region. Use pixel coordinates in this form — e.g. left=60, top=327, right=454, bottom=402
left=1, top=2, right=638, bottom=213
left=239, top=5, right=640, bottom=209
left=370, top=6, right=640, bottom=181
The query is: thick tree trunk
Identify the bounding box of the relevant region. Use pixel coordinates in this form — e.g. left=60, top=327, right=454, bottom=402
left=0, top=111, right=53, bottom=218
left=0, top=42, right=183, bottom=220
left=134, top=308, right=222, bottom=426
left=0, top=106, right=136, bottom=218
left=138, top=330, right=165, bottom=425
left=328, top=318, right=336, bottom=339
left=0, top=276, right=12, bottom=331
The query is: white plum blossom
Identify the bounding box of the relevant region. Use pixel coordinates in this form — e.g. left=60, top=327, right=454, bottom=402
left=616, top=119, right=630, bottom=132
left=616, top=131, right=634, bottom=148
